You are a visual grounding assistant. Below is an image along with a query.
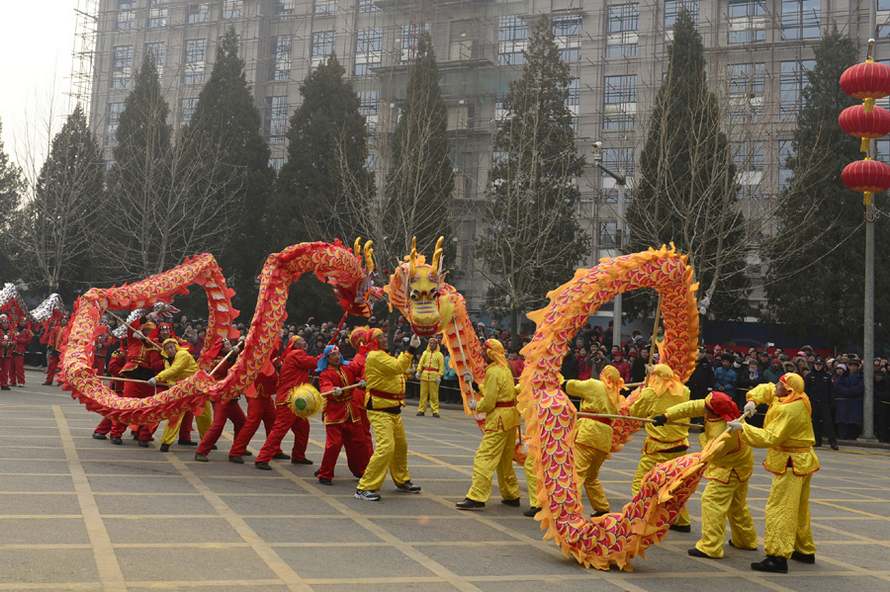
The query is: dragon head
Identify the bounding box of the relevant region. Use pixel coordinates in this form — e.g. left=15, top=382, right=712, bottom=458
left=385, top=236, right=452, bottom=337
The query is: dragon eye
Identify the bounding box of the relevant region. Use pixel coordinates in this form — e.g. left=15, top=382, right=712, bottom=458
left=430, top=288, right=438, bottom=298
left=409, top=290, right=418, bottom=301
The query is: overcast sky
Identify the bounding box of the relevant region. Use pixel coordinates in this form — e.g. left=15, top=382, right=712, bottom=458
left=0, top=2, right=76, bottom=172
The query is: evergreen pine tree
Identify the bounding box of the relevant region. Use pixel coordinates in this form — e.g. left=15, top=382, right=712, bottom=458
left=767, top=29, right=890, bottom=344
left=382, top=31, right=453, bottom=263
left=0, top=120, right=25, bottom=280
left=272, top=54, right=372, bottom=244
left=626, top=10, right=748, bottom=320
left=476, top=16, right=589, bottom=338
left=186, top=27, right=274, bottom=304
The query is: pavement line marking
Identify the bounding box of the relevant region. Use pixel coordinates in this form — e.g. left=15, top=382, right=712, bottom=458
left=0, top=543, right=93, bottom=550
left=0, top=514, right=83, bottom=519
left=0, top=583, right=101, bottom=591
left=52, top=405, right=127, bottom=592
left=111, top=579, right=286, bottom=589
left=162, top=453, right=312, bottom=592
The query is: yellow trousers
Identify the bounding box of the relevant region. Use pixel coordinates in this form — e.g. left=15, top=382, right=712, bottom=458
left=466, top=427, right=520, bottom=503
left=575, top=444, right=610, bottom=514
left=696, top=475, right=757, bottom=557
left=764, top=471, right=815, bottom=558
left=418, top=380, right=440, bottom=413
left=160, top=402, right=212, bottom=446
left=523, top=453, right=539, bottom=507
left=357, top=410, right=410, bottom=492
left=632, top=450, right=690, bottom=526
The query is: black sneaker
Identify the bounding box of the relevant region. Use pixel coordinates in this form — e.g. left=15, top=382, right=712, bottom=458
left=291, top=458, right=313, bottom=465
left=92, top=433, right=107, bottom=440
left=273, top=452, right=290, bottom=460
left=194, top=453, right=209, bottom=462
left=318, top=478, right=333, bottom=486
left=432, top=412, right=440, bottom=418
left=159, top=444, right=170, bottom=453
left=523, top=506, right=541, bottom=518
left=688, top=547, right=718, bottom=559
left=395, top=480, right=421, bottom=494
left=229, top=456, right=244, bottom=464
left=255, top=462, right=272, bottom=471
left=138, top=441, right=150, bottom=448
left=456, top=498, right=485, bottom=510
left=354, top=489, right=381, bottom=501
left=416, top=411, right=425, bottom=416
left=501, top=498, right=520, bottom=507
left=791, top=551, right=815, bottom=564
left=751, top=556, right=788, bottom=573
left=244, top=451, right=253, bottom=457
left=669, top=524, right=692, bottom=533
left=110, top=437, right=123, bottom=445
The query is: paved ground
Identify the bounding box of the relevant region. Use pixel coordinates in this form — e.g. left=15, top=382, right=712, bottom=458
left=1, top=370, right=889, bottom=592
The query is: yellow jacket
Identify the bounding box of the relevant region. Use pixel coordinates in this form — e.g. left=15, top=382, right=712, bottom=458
left=364, top=350, right=412, bottom=410
left=476, top=363, right=519, bottom=432
left=629, top=384, right=690, bottom=454
left=664, top=399, right=753, bottom=483
left=155, top=347, right=199, bottom=384
left=743, top=382, right=820, bottom=476
left=566, top=379, right=616, bottom=454
left=417, top=350, right=445, bottom=381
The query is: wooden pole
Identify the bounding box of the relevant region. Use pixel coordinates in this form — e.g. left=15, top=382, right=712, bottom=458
left=96, top=375, right=170, bottom=386
left=649, top=296, right=662, bottom=364
left=576, top=411, right=699, bottom=430
left=107, top=311, right=164, bottom=351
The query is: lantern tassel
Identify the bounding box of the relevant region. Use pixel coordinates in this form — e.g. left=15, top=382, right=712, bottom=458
left=861, top=136, right=871, bottom=154
left=864, top=191, right=874, bottom=206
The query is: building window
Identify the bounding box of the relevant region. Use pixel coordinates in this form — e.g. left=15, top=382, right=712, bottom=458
left=223, top=0, right=243, bottom=19
left=265, top=96, right=289, bottom=144
left=599, top=221, right=619, bottom=249
left=552, top=15, right=582, bottom=63
left=354, top=28, right=382, bottom=76
left=497, top=16, right=527, bottom=66
left=187, top=3, right=209, bottom=24
left=778, top=139, right=794, bottom=189
left=664, top=0, right=698, bottom=29
left=180, top=97, right=199, bottom=125
left=566, top=78, right=580, bottom=131
left=600, top=147, right=634, bottom=203
left=111, top=45, right=134, bottom=90
left=144, top=42, right=166, bottom=77
left=726, top=62, right=766, bottom=122
left=779, top=59, right=815, bottom=116
left=270, top=157, right=286, bottom=172
left=603, top=75, right=637, bottom=131
left=358, top=90, right=379, bottom=134
left=116, top=0, right=136, bottom=31
left=780, top=0, right=820, bottom=40
left=733, top=141, right=766, bottom=197
left=359, top=0, right=380, bottom=13
left=607, top=3, right=639, bottom=58
left=314, top=0, right=336, bottom=16
left=275, top=0, right=297, bottom=15
left=880, top=0, right=890, bottom=10
left=728, top=0, right=766, bottom=44
left=147, top=0, right=168, bottom=29
left=366, top=151, right=378, bottom=170
left=495, top=95, right=508, bottom=122
left=184, top=39, right=207, bottom=85
left=106, top=102, right=126, bottom=145
left=272, top=36, right=291, bottom=81
left=399, top=23, right=430, bottom=64
left=311, top=30, right=335, bottom=67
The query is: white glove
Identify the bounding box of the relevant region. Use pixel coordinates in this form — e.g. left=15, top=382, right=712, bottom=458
left=468, top=397, right=477, bottom=410
left=147, top=377, right=157, bottom=386
left=358, top=380, right=367, bottom=388
left=133, top=331, right=146, bottom=340
left=743, top=400, right=757, bottom=418
left=409, top=334, right=421, bottom=349
left=333, top=387, right=342, bottom=396
left=463, top=372, right=473, bottom=385
left=727, top=419, right=743, bottom=432
left=415, top=372, right=421, bottom=380
left=436, top=376, right=441, bottom=384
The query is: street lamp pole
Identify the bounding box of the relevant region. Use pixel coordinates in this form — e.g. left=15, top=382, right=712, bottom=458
left=592, top=142, right=627, bottom=349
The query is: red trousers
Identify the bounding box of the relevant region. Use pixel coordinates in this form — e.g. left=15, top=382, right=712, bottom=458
left=94, top=417, right=127, bottom=438
left=45, top=353, right=59, bottom=384
left=197, top=398, right=247, bottom=455
left=317, top=420, right=372, bottom=480
left=229, top=396, right=277, bottom=458
left=256, top=404, right=310, bottom=463
left=121, top=381, right=159, bottom=443
left=13, top=355, right=24, bottom=385
left=0, top=357, right=11, bottom=388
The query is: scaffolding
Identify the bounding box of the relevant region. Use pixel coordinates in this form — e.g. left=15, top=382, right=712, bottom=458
left=69, top=0, right=99, bottom=116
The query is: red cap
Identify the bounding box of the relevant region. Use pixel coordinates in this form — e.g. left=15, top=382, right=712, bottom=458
left=705, top=391, right=740, bottom=422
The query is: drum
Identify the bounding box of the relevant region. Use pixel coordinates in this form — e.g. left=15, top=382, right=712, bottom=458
left=287, top=383, right=324, bottom=419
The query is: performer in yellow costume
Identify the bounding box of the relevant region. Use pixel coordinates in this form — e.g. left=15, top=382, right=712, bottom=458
left=457, top=339, right=521, bottom=510
left=523, top=365, right=625, bottom=518
left=354, top=332, right=423, bottom=501
left=628, top=363, right=691, bottom=531
left=728, top=372, right=819, bottom=573
left=149, top=339, right=211, bottom=452
left=655, top=391, right=757, bottom=558
left=416, top=338, right=445, bottom=417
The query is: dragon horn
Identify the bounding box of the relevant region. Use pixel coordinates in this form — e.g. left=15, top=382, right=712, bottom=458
left=353, top=237, right=362, bottom=259
left=432, top=236, right=445, bottom=275
left=409, top=236, right=418, bottom=277
left=364, top=240, right=375, bottom=274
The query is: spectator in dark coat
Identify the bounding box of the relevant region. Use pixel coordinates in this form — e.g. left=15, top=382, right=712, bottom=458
left=834, top=360, right=864, bottom=440
left=687, top=352, right=714, bottom=401
left=713, top=353, right=738, bottom=397
left=806, top=358, right=838, bottom=449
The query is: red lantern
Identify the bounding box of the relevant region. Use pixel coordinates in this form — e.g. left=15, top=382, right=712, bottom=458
left=838, top=104, right=890, bottom=138
left=841, top=159, right=890, bottom=193
left=840, top=61, right=890, bottom=99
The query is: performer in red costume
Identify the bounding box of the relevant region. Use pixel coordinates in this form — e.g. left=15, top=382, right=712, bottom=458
left=12, top=319, right=32, bottom=386
left=0, top=314, right=13, bottom=390
left=92, top=324, right=113, bottom=374
left=315, top=345, right=370, bottom=485
left=93, top=350, right=129, bottom=444
left=43, top=317, right=67, bottom=386
left=118, top=317, right=165, bottom=447
left=228, top=347, right=285, bottom=463
left=194, top=338, right=247, bottom=461
left=254, top=335, right=317, bottom=470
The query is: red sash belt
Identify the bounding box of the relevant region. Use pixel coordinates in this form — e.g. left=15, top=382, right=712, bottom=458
left=370, top=389, right=405, bottom=401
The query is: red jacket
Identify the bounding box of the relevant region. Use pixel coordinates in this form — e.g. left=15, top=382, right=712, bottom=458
left=14, top=327, right=33, bottom=355
left=274, top=347, right=318, bottom=404
left=318, top=364, right=361, bottom=425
